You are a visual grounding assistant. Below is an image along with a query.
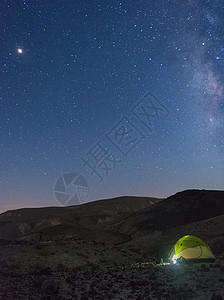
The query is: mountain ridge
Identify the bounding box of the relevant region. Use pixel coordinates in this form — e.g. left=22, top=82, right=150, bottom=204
left=0, top=195, right=161, bottom=240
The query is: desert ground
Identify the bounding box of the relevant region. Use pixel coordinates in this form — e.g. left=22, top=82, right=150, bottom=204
left=0, top=190, right=224, bottom=299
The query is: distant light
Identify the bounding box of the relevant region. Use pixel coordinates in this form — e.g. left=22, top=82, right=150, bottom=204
left=172, top=254, right=178, bottom=264
left=17, top=48, right=23, bottom=54
left=216, top=56, right=221, bottom=60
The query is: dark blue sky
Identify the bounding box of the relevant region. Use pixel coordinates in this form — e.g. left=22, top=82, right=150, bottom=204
left=1, top=0, right=224, bottom=212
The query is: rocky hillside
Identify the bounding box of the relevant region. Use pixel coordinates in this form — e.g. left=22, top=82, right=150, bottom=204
left=0, top=196, right=161, bottom=241
left=1, top=189, right=224, bottom=299
left=102, top=189, right=224, bottom=236
left=101, top=190, right=224, bottom=260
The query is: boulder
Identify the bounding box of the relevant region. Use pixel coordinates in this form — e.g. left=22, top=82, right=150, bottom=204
left=41, top=279, right=58, bottom=294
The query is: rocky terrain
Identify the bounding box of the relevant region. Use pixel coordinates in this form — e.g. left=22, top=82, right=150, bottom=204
left=1, top=257, right=224, bottom=299
left=0, top=196, right=161, bottom=242
left=0, top=190, right=224, bottom=299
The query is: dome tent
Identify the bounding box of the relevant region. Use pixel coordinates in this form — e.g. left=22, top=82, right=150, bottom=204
left=168, top=235, right=215, bottom=263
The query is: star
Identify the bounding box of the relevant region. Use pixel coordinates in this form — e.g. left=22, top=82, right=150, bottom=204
left=0, top=0, right=223, bottom=213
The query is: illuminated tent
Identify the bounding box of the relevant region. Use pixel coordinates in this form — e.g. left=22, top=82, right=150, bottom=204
left=168, top=235, right=215, bottom=263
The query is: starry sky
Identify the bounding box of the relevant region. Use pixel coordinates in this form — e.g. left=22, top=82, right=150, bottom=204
left=1, top=0, right=224, bottom=213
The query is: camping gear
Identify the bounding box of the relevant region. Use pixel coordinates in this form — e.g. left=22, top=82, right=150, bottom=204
left=168, top=235, right=215, bottom=263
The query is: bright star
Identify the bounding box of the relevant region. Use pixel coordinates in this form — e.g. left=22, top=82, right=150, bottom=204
left=17, top=48, right=23, bottom=54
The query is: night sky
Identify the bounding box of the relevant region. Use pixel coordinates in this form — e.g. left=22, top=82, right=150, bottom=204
left=1, top=1, right=224, bottom=213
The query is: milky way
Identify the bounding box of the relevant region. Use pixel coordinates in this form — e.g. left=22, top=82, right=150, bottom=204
left=0, top=1, right=223, bottom=212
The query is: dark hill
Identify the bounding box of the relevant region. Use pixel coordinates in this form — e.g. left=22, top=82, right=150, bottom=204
left=102, top=190, right=224, bottom=235
left=136, top=189, right=224, bottom=231
left=0, top=196, right=161, bottom=240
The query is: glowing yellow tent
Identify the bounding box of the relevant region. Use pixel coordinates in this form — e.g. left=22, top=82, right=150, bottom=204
left=168, top=235, right=215, bottom=263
